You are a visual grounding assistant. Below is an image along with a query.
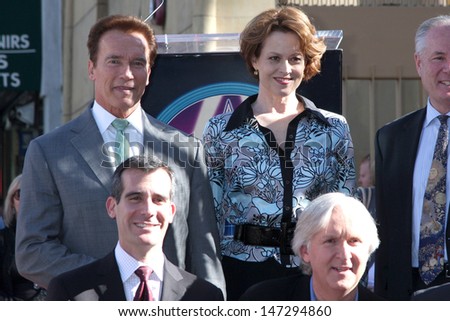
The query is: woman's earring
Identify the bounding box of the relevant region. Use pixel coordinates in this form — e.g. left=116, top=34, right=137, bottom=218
left=253, top=69, right=259, bottom=76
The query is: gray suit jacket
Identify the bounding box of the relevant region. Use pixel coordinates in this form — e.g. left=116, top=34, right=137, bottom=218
left=15, top=106, right=225, bottom=294
left=46, top=253, right=224, bottom=301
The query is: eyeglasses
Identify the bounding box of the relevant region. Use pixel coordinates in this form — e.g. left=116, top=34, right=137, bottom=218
left=13, top=189, right=20, bottom=201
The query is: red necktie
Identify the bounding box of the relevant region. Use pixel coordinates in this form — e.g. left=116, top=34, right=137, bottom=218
left=133, top=266, right=154, bottom=301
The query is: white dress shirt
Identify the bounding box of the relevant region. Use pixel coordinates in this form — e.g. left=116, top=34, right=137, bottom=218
left=91, top=101, right=145, bottom=165
left=412, top=100, right=450, bottom=267
left=115, top=243, right=165, bottom=301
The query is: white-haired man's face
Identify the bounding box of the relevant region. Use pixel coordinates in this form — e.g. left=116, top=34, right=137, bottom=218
left=300, top=207, right=371, bottom=301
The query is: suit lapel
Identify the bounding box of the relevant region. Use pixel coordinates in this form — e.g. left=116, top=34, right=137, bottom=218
left=94, top=252, right=127, bottom=300
left=395, top=109, right=426, bottom=220
left=142, top=112, right=171, bottom=157
left=397, top=109, right=426, bottom=178
left=161, top=257, right=186, bottom=301
left=70, top=107, right=114, bottom=192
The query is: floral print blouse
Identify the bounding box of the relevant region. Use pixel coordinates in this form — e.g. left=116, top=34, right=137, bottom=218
left=202, top=95, right=356, bottom=266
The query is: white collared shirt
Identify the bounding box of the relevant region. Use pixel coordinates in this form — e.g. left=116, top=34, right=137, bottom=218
left=412, top=100, right=450, bottom=267
left=115, top=243, right=164, bottom=301
left=91, top=101, right=145, bottom=162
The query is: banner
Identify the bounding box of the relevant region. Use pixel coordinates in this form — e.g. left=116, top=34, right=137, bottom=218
left=0, top=0, right=42, bottom=90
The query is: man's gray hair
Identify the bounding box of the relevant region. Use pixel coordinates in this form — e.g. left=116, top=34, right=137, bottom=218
left=415, top=15, right=450, bottom=55
left=291, top=192, right=379, bottom=275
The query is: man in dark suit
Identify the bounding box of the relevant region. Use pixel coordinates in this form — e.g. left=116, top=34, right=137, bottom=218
left=240, top=274, right=382, bottom=301
left=375, top=15, right=450, bottom=300
left=15, top=15, right=225, bottom=295
left=46, top=156, right=224, bottom=301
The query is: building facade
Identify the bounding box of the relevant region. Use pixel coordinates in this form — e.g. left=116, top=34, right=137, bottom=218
left=62, top=0, right=448, bottom=169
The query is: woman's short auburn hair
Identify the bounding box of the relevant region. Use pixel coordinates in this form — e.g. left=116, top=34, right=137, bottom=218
left=240, top=6, right=326, bottom=81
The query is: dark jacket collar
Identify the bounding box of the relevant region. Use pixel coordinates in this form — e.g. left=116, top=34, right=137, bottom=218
left=224, top=94, right=330, bottom=132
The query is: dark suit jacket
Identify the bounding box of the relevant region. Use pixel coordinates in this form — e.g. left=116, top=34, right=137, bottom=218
left=15, top=105, right=225, bottom=294
left=239, top=274, right=384, bottom=301
left=411, top=283, right=450, bottom=301
left=374, top=107, right=426, bottom=300
left=46, top=252, right=224, bottom=301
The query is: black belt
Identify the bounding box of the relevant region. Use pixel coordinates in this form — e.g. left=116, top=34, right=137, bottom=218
left=234, top=223, right=296, bottom=255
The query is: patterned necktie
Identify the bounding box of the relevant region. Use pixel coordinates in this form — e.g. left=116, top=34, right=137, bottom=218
left=111, top=118, right=130, bottom=166
left=419, top=114, right=449, bottom=284
left=133, top=266, right=154, bottom=301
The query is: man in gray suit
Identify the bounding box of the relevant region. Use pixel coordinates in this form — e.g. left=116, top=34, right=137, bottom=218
left=46, top=156, right=224, bottom=301
left=15, top=15, right=225, bottom=295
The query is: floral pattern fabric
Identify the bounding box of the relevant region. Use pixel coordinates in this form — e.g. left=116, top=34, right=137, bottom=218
left=202, top=95, right=356, bottom=265
left=419, top=115, right=448, bottom=284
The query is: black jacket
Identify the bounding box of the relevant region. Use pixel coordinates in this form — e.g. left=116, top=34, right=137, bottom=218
left=240, top=274, right=384, bottom=301
left=0, top=224, right=43, bottom=300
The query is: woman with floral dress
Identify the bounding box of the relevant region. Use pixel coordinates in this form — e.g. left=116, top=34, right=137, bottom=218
left=202, top=6, right=356, bottom=300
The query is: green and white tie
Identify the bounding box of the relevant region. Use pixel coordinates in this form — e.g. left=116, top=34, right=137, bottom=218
left=111, top=118, right=130, bottom=166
